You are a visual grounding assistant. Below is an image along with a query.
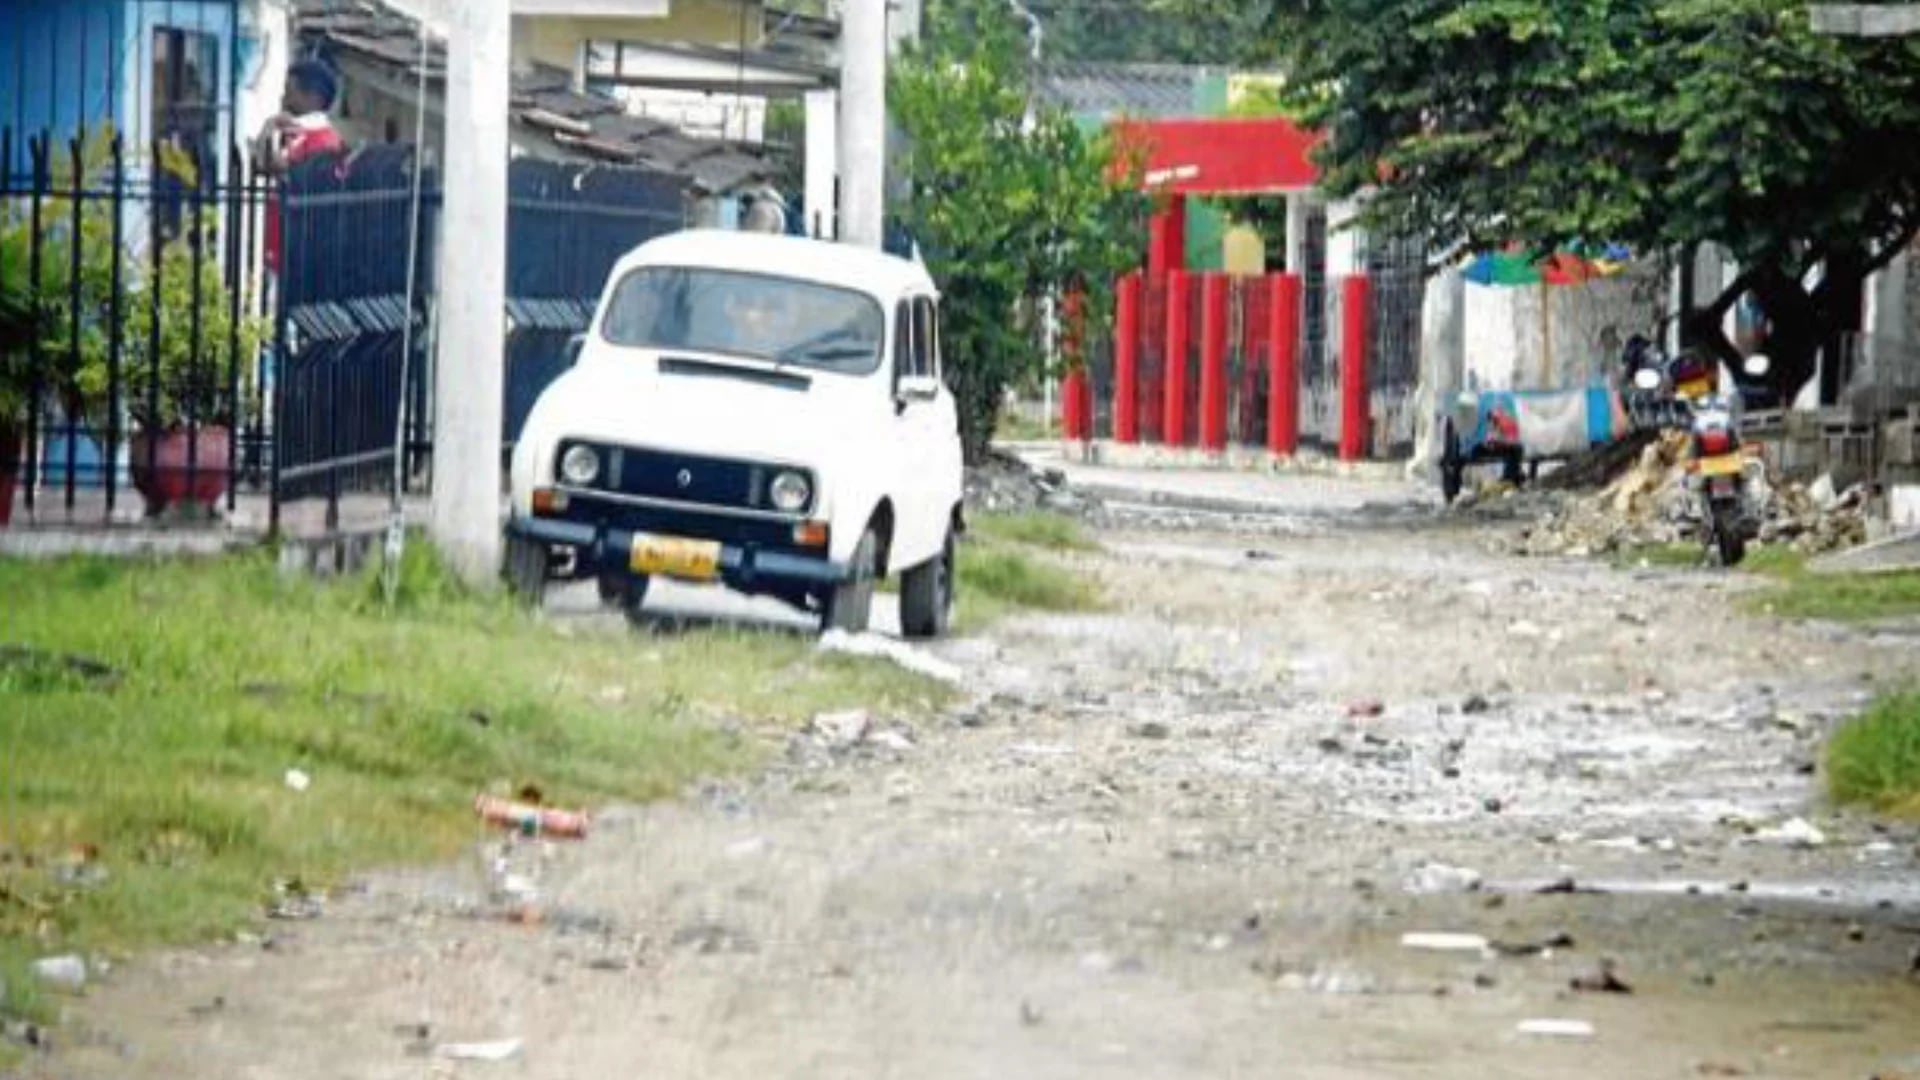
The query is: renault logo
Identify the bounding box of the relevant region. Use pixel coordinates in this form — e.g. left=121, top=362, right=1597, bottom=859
left=676, top=468, right=694, bottom=490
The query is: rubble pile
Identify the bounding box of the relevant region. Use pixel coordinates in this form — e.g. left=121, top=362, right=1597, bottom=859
left=964, top=450, right=1099, bottom=517
left=1512, top=433, right=1869, bottom=558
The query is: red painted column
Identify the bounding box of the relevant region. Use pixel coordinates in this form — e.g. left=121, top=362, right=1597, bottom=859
left=1163, top=270, right=1193, bottom=446
left=1146, top=197, right=1188, bottom=277
left=1199, top=274, right=1230, bottom=452
left=1340, top=275, right=1372, bottom=462
left=1113, top=273, right=1142, bottom=444
left=1268, top=273, right=1302, bottom=456
left=1060, top=369, right=1087, bottom=440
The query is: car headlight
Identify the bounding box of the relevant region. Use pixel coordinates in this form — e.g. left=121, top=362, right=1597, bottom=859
left=768, top=470, right=812, bottom=513
left=559, top=444, right=601, bottom=487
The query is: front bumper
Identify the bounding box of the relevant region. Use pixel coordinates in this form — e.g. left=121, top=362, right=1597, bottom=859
left=507, top=515, right=851, bottom=592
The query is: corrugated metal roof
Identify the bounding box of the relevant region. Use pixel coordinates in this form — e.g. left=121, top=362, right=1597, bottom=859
left=295, top=0, right=782, bottom=194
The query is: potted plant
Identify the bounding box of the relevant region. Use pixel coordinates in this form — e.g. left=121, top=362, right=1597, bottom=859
left=113, top=232, right=265, bottom=517
left=16, top=127, right=265, bottom=518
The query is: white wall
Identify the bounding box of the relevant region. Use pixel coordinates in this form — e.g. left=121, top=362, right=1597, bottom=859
left=1461, top=265, right=1665, bottom=391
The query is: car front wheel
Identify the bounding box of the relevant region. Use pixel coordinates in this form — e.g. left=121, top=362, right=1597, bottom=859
left=823, top=528, right=878, bottom=634
left=900, top=527, right=955, bottom=640
left=504, top=535, right=548, bottom=607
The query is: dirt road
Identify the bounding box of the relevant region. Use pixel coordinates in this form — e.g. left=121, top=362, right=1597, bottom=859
left=37, top=473, right=1920, bottom=1079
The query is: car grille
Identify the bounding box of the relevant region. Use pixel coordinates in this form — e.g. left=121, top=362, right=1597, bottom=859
left=560, top=441, right=806, bottom=515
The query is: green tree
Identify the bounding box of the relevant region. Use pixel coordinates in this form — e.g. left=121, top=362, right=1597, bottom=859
left=1260, top=0, right=1920, bottom=398
left=893, top=0, right=1149, bottom=462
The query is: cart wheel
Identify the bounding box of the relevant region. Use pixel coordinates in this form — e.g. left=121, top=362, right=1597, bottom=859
left=1440, top=422, right=1465, bottom=505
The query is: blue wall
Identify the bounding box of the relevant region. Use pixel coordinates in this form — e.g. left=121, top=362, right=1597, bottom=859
left=0, top=0, right=238, bottom=176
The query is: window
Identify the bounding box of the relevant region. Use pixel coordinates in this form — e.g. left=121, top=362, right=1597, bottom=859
left=152, top=27, right=219, bottom=238
left=602, top=267, right=885, bottom=375
left=895, top=297, right=936, bottom=382
left=913, top=297, right=939, bottom=380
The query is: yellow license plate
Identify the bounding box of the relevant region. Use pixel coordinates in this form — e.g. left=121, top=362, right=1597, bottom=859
left=629, top=533, right=722, bottom=580
left=1696, top=455, right=1744, bottom=478
left=1678, top=378, right=1712, bottom=399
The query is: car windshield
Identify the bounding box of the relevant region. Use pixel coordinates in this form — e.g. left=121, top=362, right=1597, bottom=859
left=601, top=266, right=886, bottom=375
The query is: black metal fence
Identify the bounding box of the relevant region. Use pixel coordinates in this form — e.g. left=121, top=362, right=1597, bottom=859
left=3, top=122, right=691, bottom=532
left=1, top=125, right=270, bottom=521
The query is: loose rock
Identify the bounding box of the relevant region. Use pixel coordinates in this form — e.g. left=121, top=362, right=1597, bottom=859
left=31, top=955, right=86, bottom=992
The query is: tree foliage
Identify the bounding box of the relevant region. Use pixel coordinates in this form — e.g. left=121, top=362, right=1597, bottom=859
left=893, top=0, right=1149, bottom=462
left=1264, top=0, right=1920, bottom=398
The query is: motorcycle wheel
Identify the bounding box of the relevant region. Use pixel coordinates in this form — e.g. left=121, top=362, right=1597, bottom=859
left=1709, top=502, right=1746, bottom=567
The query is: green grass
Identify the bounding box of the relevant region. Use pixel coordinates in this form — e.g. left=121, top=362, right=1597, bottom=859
left=1612, top=542, right=1920, bottom=623
left=0, top=546, right=943, bottom=1019
left=1827, top=692, right=1920, bottom=818
left=955, top=513, right=1104, bottom=630
left=995, top=411, right=1059, bottom=443
left=967, top=511, right=1098, bottom=553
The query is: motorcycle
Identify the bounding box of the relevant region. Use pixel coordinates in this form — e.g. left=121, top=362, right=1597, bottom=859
left=1629, top=349, right=1772, bottom=567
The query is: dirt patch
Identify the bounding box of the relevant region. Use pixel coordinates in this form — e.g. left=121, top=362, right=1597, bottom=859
left=30, top=485, right=1920, bottom=1080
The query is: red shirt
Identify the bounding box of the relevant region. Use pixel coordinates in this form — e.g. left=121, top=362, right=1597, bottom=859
left=264, top=119, right=345, bottom=274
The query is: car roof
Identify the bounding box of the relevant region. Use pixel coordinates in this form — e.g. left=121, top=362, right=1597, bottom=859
left=616, top=229, right=937, bottom=299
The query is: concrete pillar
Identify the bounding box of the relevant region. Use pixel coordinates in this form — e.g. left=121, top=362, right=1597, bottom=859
left=838, top=0, right=887, bottom=249
left=804, top=89, right=838, bottom=239
left=1408, top=267, right=1466, bottom=482
left=431, top=0, right=510, bottom=586
left=1284, top=193, right=1313, bottom=274
left=1326, top=198, right=1364, bottom=276
left=1869, top=250, right=1910, bottom=348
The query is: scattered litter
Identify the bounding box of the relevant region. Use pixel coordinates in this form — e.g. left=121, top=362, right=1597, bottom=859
left=1019, top=1000, right=1045, bottom=1027
left=1461, top=693, right=1492, bottom=715
left=474, top=795, right=589, bottom=840
left=1570, top=959, right=1634, bottom=994
left=1695, top=1064, right=1746, bottom=1077
left=283, top=768, right=311, bottom=793
left=30, top=955, right=86, bottom=992
left=1400, top=932, right=1489, bottom=954
left=1507, top=620, right=1545, bottom=640
left=819, top=629, right=962, bottom=684
left=1346, top=699, right=1386, bottom=719
left=1517, top=1018, right=1596, bottom=1039
left=1407, top=863, right=1483, bottom=895
left=435, top=1039, right=524, bottom=1062
left=1752, top=817, right=1827, bottom=850
left=1492, top=931, right=1576, bottom=958
left=1128, top=720, right=1172, bottom=739
left=1590, top=836, right=1645, bottom=852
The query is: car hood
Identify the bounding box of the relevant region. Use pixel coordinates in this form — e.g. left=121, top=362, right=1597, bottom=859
left=525, top=354, right=874, bottom=468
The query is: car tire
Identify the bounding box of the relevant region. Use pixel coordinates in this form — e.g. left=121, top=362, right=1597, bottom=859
left=504, top=535, right=548, bottom=607
left=900, top=527, right=955, bottom=640
left=823, top=527, right=879, bottom=634
left=600, top=573, right=651, bottom=626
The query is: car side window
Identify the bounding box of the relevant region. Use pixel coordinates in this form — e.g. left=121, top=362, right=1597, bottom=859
left=894, top=300, right=914, bottom=383
left=913, top=297, right=938, bottom=381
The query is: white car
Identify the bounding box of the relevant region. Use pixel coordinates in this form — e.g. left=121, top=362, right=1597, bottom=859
left=505, top=230, right=965, bottom=638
